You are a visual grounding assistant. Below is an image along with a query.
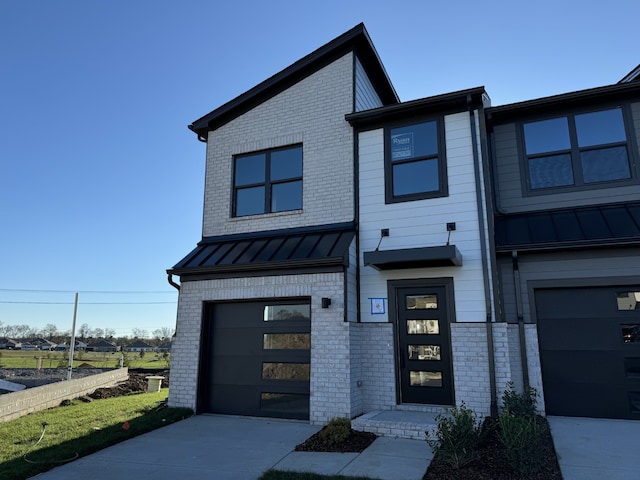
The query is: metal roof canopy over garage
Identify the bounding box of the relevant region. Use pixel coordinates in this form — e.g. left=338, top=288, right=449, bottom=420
left=169, top=222, right=355, bottom=277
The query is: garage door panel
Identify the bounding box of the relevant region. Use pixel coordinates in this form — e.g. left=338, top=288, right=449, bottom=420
left=201, top=300, right=311, bottom=420
left=543, top=382, right=630, bottom=419
left=211, top=327, right=264, bottom=356
left=541, top=350, right=623, bottom=384
left=211, top=356, right=263, bottom=385
left=538, top=317, right=621, bottom=350
left=536, top=288, right=622, bottom=319
left=536, top=286, right=640, bottom=420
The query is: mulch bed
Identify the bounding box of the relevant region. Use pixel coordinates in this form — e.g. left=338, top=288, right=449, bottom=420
left=295, top=427, right=377, bottom=453
left=423, top=417, right=562, bottom=480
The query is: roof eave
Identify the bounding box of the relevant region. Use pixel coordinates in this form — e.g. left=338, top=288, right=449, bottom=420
left=189, top=23, right=399, bottom=138
left=346, top=86, right=488, bottom=128
left=488, top=82, right=640, bottom=122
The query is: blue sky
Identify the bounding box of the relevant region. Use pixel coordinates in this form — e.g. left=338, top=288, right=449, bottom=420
left=1, top=0, right=637, bottom=337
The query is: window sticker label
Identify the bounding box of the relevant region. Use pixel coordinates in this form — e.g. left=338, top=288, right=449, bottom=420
left=391, top=132, right=414, bottom=160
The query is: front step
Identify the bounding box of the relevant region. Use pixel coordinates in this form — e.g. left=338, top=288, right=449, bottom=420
left=352, top=410, right=440, bottom=440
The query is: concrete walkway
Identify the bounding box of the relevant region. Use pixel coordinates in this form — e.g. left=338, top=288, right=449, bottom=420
left=31, top=414, right=432, bottom=480
left=548, top=416, right=640, bottom=480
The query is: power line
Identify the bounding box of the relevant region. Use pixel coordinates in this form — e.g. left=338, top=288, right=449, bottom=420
left=0, top=301, right=176, bottom=305
left=0, top=288, right=176, bottom=294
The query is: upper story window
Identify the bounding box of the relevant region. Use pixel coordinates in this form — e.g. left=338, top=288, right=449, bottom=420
left=522, top=107, right=635, bottom=191
left=385, top=119, right=447, bottom=203
left=233, top=145, right=303, bottom=217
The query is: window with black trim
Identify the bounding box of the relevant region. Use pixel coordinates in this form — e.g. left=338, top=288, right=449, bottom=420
left=385, top=119, right=447, bottom=203
left=233, top=145, right=302, bottom=217
left=522, top=107, right=635, bottom=192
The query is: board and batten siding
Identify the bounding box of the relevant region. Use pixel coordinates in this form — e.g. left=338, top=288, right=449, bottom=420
left=202, top=52, right=355, bottom=237
left=354, top=57, right=383, bottom=112
left=357, top=111, right=490, bottom=323
left=493, top=104, right=640, bottom=214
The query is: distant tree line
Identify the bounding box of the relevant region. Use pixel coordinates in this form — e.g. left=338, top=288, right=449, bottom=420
left=0, top=321, right=174, bottom=347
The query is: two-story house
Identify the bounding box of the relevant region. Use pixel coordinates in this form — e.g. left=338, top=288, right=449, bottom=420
left=168, top=23, right=640, bottom=428
left=489, top=78, right=640, bottom=420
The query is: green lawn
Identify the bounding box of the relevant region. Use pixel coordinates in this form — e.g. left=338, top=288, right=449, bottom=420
left=0, top=389, right=192, bottom=480
left=0, top=350, right=170, bottom=370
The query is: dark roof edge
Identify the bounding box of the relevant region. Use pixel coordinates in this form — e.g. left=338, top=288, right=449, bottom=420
left=168, top=256, right=348, bottom=277
left=345, top=86, right=488, bottom=127
left=495, top=200, right=640, bottom=219
left=197, top=221, right=355, bottom=245
left=619, top=64, right=640, bottom=83
left=189, top=24, right=398, bottom=137
left=487, top=82, right=640, bottom=120
left=495, top=237, right=640, bottom=253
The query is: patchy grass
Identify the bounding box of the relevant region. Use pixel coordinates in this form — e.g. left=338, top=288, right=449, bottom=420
left=0, top=350, right=170, bottom=369
left=259, top=471, right=379, bottom=480
left=0, top=389, right=192, bottom=480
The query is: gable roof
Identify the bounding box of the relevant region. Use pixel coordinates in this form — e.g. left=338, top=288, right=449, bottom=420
left=127, top=339, right=153, bottom=348
left=188, top=23, right=398, bottom=139
left=88, top=339, right=117, bottom=347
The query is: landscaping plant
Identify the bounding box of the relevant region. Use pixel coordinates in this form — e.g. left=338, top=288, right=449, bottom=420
left=425, top=402, right=482, bottom=469
left=319, top=417, right=352, bottom=446
left=498, top=382, right=549, bottom=474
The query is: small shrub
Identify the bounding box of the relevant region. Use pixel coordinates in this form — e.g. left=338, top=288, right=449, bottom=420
left=319, top=417, right=351, bottom=446
left=498, top=413, right=549, bottom=474
left=425, top=402, right=482, bottom=469
left=502, top=381, right=537, bottom=418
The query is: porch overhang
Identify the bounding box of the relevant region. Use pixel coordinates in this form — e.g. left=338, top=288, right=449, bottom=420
left=363, top=245, right=462, bottom=270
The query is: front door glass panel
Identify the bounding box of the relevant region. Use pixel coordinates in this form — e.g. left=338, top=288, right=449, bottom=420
left=406, top=294, right=437, bottom=309
left=407, top=319, right=439, bottom=334
left=408, top=345, right=441, bottom=360
left=409, top=371, right=442, bottom=387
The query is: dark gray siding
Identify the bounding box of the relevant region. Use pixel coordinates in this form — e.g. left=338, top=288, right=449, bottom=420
left=355, top=57, right=383, bottom=112
left=498, top=248, right=640, bottom=323
left=493, top=105, right=640, bottom=214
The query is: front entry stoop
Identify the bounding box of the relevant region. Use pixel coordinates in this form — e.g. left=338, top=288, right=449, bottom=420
left=352, top=410, right=440, bottom=440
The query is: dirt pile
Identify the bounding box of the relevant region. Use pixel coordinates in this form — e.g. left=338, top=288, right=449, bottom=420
left=87, top=372, right=170, bottom=400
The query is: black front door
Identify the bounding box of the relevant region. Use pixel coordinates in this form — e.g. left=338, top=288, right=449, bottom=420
left=393, top=283, right=454, bottom=405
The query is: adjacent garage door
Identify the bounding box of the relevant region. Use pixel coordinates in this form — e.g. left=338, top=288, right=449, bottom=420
left=200, top=300, right=311, bottom=420
left=536, top=286, right=640, bottom=419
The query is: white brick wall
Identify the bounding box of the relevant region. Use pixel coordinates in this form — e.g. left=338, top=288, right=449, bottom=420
left=168, top=272, right=355, bottom=425
left=450, top=323, right=492, bottom=416
left=350, top=323, right=397, bottom=412
left=202, top=52, right=355, bottom=237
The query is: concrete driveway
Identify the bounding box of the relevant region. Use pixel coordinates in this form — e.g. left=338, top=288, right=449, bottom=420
left=30, top=414, right=431, bottom=480
left=548, top=416, right=640, bottom=480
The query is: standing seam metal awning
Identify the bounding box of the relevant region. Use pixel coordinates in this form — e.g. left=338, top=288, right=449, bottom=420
left=494, top=201, right=640, bottom=252
left=169, top=222, right=355, bottom=275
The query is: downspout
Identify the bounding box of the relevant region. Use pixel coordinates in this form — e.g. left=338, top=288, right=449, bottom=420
left=468, top=95, right=498, bottom=417
left=511, top=251, right=530, bottom=388
left=167, top=273, right=180, bottom=291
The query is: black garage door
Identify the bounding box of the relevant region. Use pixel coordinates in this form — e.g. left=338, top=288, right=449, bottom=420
left=200, top=299, right=311, bottom=420
left=536, top=286, right=640, bottom=419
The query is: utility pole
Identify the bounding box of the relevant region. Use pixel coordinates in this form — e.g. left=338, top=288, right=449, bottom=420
left=67, top=292, right=78, bottom=381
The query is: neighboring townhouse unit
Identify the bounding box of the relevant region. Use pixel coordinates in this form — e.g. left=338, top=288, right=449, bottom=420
left=488, top=80, right=640, bottom=420
left=168, top=23, right=640, bottom=427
